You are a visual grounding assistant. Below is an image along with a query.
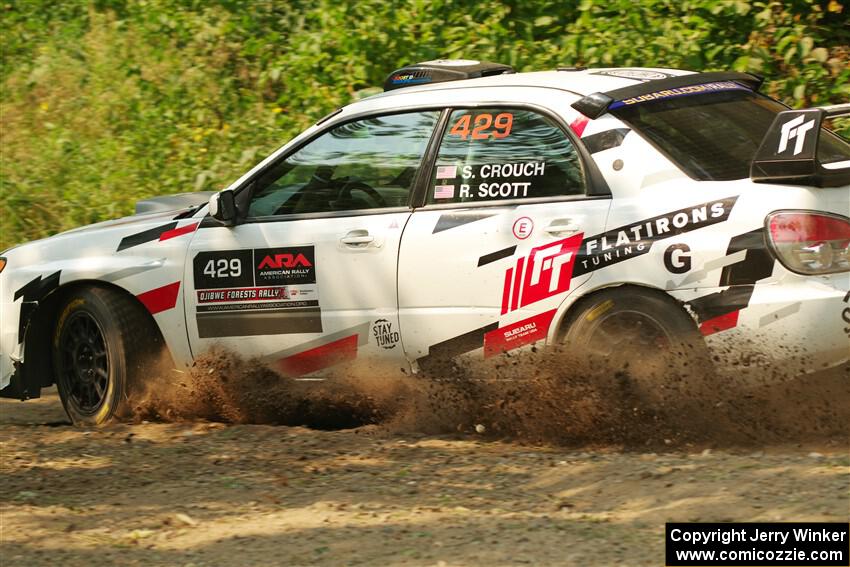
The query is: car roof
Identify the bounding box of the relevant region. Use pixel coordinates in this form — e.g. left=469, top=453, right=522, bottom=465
left=366, top=67, right=695, bottom=101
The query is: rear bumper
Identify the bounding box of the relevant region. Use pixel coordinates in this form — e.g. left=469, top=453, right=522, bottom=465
left=674, top=274, right=850, bottom=375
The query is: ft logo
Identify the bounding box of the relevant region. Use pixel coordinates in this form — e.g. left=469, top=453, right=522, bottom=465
left=501, top=233, right=583, bottom=314
left=778, top=114, right=815, bottom=156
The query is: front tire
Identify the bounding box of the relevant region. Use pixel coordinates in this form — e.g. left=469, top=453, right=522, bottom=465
left=53, top=286, right=157, bottom=425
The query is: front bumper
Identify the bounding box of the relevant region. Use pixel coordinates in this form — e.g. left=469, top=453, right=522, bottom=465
left=0, top=300, right=22, bottom=392
left=0, top=262, right=24, bottom=392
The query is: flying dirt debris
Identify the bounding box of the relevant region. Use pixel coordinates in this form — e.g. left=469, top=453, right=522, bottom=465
left=132, top=347, right=850, bottom=450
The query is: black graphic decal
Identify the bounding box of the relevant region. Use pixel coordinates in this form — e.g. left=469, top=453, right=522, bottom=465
left=417, top=322, right=499, bottom=371
left=688, top=286, right=754, bottom=322
left=582, top=128, right=631, bottom=154
left=719, top=228, right=774, bottom=286
left=478, top=245, right=517, bottom=267
left=196, top=305, right=322, bottom=338
left=117, top=222, right=178, bottom=252
left=433, top=212, right=497, bottom=234
left=687, top=228, right=775, bottom=324
left=13, top=271, right=61, bottom=343
left=574, top=196, right=738, bottom=277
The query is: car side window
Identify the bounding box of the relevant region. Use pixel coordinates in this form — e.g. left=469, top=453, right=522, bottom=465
left=427, top=108, right=585, bottom=205
left=248, top=111, right=440, bottom=217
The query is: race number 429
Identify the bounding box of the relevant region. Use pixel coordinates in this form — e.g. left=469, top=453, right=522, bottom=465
left=203, top=258, right=242, bottom=278
left=193, top=249, right=255, bottom=289
left=449, top=112, right=513, bottom=140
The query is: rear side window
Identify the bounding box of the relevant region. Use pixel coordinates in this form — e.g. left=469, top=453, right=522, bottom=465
left=427, top=108, right=585, bottom=205
left=612, top=90, right=850, bottom=181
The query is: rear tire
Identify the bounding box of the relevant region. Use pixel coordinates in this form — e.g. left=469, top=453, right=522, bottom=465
left=560, top=287, right=711, bottom=398
left=53, top=286, right=159, bottom=425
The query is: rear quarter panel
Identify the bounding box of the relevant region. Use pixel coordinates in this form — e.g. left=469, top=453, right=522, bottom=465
left=550, top=114, right=850, bottom=371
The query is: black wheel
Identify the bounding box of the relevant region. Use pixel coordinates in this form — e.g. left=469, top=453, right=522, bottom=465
left=560, top=287, right=711, bottom=396
left=53, top=286, right=159, bottom=425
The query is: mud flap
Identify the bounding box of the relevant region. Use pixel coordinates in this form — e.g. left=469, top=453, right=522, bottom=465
left=0, top=363, right=40, bottom=400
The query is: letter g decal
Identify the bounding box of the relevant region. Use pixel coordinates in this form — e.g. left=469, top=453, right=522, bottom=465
left=664, top=243, right=691, bottom=274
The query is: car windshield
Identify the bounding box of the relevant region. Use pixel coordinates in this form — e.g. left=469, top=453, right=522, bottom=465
left=610, top=89, right=850, bottom=181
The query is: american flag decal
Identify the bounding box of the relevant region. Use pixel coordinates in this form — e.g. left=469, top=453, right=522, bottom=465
left=434, top=185, right=455, bottom=199
left=435, top=165, right=457, bottom=178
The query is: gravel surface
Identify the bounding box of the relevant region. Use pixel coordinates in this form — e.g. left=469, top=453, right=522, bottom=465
left=1, top=378, right=848, bottom=567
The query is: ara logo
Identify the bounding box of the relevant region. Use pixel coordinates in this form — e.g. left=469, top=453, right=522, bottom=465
left=254, top=246, right=317, bottom=285
left=257, top=253, right=312, bottom=270
left=778, top=114, right=815, bottom=156
left=501, top=233, right=583, bottom=315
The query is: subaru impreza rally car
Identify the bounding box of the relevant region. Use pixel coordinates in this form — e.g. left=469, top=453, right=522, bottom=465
left=1, top=60, right=849, bottom=424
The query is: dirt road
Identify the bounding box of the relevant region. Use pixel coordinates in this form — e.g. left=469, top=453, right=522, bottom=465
left=1, top=367, right=849, bottom=566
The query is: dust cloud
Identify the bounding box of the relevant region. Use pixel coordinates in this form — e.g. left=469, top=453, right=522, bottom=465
left=132, top=345, right=850, bottom=450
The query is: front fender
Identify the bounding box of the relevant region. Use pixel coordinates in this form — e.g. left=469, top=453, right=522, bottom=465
left=0, top=216, right=200, bottom=391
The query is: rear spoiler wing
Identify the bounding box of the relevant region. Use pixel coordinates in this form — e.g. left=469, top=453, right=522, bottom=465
left=571, top=71, right=764, bottom=119
left=750, top=103, right=850, bottom=188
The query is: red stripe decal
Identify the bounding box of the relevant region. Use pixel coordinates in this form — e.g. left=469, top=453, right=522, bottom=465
left=137, top=281, right=181, bottom=314
left=159, top=222, right=199, bottom=242
left=511, top=257, right=524, bottom=312
left=501, top=267, right=513, bottom=315
left=699, top=309, right=740, bottom=336
left=484, top=309, right=556, bottom=358
left=569, top=116, right=589, bottom=137
left=277, top=334, right=358, bottom=377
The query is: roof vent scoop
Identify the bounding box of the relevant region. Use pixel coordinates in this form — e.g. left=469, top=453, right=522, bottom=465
left=383, top=59, right=514, bottom=92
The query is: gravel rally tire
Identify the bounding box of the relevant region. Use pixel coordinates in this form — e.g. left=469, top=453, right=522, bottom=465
left=53, top=286, right=158, bottom=425
left=560, top=286, right=711, bottom=397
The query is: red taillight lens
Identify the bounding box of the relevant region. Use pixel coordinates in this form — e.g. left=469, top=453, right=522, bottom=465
left=766, top=212, right=850, bottom=274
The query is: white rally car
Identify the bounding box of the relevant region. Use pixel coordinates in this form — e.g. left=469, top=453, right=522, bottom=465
left=1, top=60, right=849, bottom=424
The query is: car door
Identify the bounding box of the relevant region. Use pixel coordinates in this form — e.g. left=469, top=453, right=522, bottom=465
left=398, top=105, right=611, bottom=368
left=184, top=110, right=440, bottom=376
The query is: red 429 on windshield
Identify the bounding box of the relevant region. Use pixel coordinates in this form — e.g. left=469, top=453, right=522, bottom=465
left=449, top=112, right=513, bottom=140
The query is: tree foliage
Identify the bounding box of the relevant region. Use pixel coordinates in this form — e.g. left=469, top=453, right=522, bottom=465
left=1, top=0, right=848, bottom=247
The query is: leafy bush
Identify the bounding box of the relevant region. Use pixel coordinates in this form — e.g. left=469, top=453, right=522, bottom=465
left=1, top=0, right=848, bottom=248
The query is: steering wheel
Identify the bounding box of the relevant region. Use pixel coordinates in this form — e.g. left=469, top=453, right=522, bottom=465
left=336, top=180, right=387, bottom=209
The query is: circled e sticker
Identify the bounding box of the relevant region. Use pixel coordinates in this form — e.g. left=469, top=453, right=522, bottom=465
left=512, top=217, right=533, bottom=240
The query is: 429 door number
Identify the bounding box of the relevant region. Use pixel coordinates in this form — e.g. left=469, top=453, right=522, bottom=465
left=193, top=249, right=254, bottom=289
left=203, top=258, right=242, bottom=278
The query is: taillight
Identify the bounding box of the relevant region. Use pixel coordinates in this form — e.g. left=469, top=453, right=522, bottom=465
left=766, top=211, right=850, bottom=275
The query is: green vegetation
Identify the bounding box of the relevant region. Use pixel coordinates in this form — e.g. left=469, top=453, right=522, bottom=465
left=1, top=0, right=848, bottom=248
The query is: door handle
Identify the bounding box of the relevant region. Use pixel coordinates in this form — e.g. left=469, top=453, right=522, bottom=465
left=340, top=231, right=375, bottom=246
left=544, top=220, right=580, bottom=236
